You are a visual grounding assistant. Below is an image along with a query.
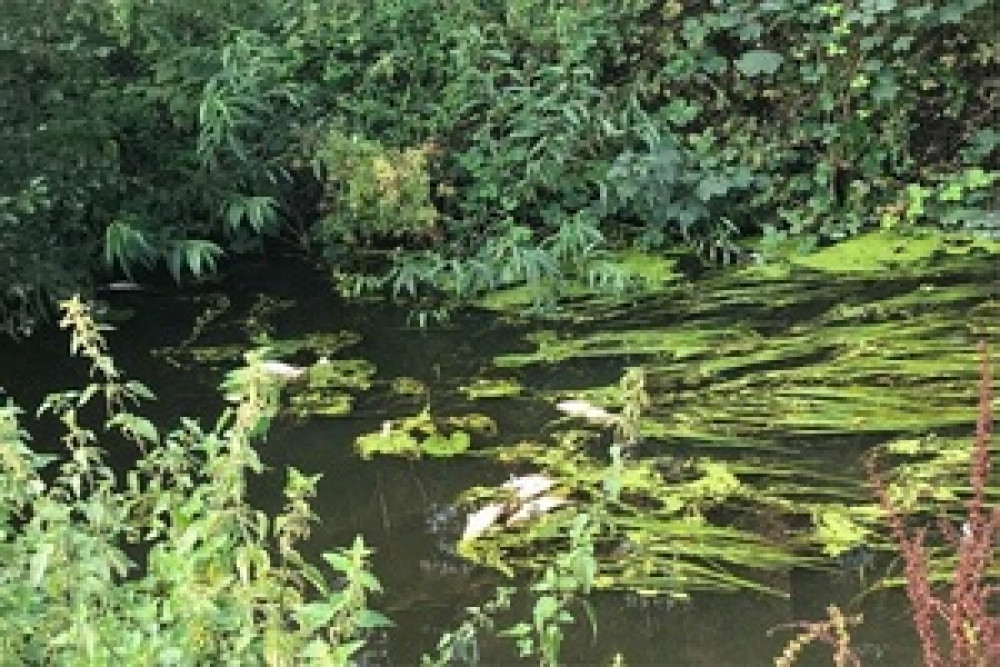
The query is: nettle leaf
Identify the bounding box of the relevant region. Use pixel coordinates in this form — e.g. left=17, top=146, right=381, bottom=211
left=734, top=50, right=784, bottom=77
left=357, top=609, right=393, bottom=629
left=109, top=413, right=160, bottom=445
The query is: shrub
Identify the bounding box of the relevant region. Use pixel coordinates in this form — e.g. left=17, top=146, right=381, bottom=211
left=0, top=297, right=390, bottom=663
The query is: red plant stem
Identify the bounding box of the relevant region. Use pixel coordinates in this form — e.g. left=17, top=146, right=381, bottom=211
left=948, top=342, right=998, bottom=662
left=866, top=342, right=1000, bottom=666
left=868, top=457, right=942, bottom=667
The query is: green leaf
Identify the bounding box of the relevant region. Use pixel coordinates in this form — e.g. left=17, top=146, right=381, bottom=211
left=500, top=622, right=532, bottom=639
left=695, top=174, right=733, bottom=202
left=533, top=595, right=560, bottom=628
left=734, top=50, right=784, bottom=76
left=322, top=552, right=352, bottom=573
left=357, top=609, right=394, bottom=629
left=113, top=413, right=160, bottom=445
left=125, top=381, right=157, bottom=401
left=296, top=601, right=337, bottom=628
left=29, top=542, right=54, bottom=587
left=105, top=220, right=155, bottom=274
left=165, top=240, right=224, bottom=282
left=421, top=430, right=472, bottom=458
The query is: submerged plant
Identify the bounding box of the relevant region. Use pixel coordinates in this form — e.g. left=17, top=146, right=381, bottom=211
left=422, top=586, right=517, bottom=666
left=867, top=342, right=1000, bottom=666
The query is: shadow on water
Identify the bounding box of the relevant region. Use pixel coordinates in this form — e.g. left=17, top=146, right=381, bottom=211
left=3, top=250, right=990, bottom=665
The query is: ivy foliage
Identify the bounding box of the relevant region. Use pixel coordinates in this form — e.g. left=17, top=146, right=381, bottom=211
left=1, top=0, right=997, bottom=326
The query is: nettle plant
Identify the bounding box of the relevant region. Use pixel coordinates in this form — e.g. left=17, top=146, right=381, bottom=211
left=0, top=297, right=389, bottom=663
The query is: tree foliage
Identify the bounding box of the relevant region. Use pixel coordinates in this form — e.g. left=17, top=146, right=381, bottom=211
left=1, top=0, right=996, bottom=325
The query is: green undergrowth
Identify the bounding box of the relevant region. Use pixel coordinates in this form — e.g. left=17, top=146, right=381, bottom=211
left=0, top=298, right=390, bottom=663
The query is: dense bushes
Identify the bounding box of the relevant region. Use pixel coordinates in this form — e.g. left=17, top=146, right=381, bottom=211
left=1, top=0, right=997, bottom=325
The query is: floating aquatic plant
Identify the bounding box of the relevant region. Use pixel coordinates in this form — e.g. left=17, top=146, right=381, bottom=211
left=459, top=377, right=523, bottom=399
left=786, top=230, right=1000, bottom=275
left=445, top=413, right=498, bottom=436
left=355, top=406, right=473, bottom=459
left=284, top=358, right=376, bottom=418
left=461, top=431, right=814, bottom=595
left=390, top=376, right=427, bottom=396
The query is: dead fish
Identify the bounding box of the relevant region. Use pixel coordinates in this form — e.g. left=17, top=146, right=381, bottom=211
left=461, top=503, right=505, bottom=541
left=506, top=495, right=568, bottom=525
left=462, top=473, right=569, bottom=542
left=259, top=360, right=307, bottom=380
left=555, top=399, right=620, bottom=425
left=100, top=281, right=144, bottom=292
left=503, top=473, right=555, bottom=500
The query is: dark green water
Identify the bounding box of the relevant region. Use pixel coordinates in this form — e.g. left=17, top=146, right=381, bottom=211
left=0, top=256, right=941, bottom=666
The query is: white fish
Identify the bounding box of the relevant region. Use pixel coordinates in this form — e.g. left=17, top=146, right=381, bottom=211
left=503, top=473, right=556, bottom=500
left=507, top=495, right=568, bottom=525
left=461, top=503, right=505, bottom=541
left=462, top=474, right=569, bottom=542
left=555, top=399, right=619, bottom=425
left=259, top=360, right=307, bottom=379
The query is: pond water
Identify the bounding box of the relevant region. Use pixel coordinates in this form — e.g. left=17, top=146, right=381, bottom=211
left=5, top=248, right=996, bottom=666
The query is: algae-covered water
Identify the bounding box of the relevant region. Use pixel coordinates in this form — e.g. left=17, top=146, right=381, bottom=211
left=3, top=234, right=996, bottom=665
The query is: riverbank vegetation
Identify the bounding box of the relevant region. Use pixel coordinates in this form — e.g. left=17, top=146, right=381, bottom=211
left=1, top=1, right=998, bottom=664
left=0, top=298, right=391, bottom=663
left=2, top=0, right=996, bottom=331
